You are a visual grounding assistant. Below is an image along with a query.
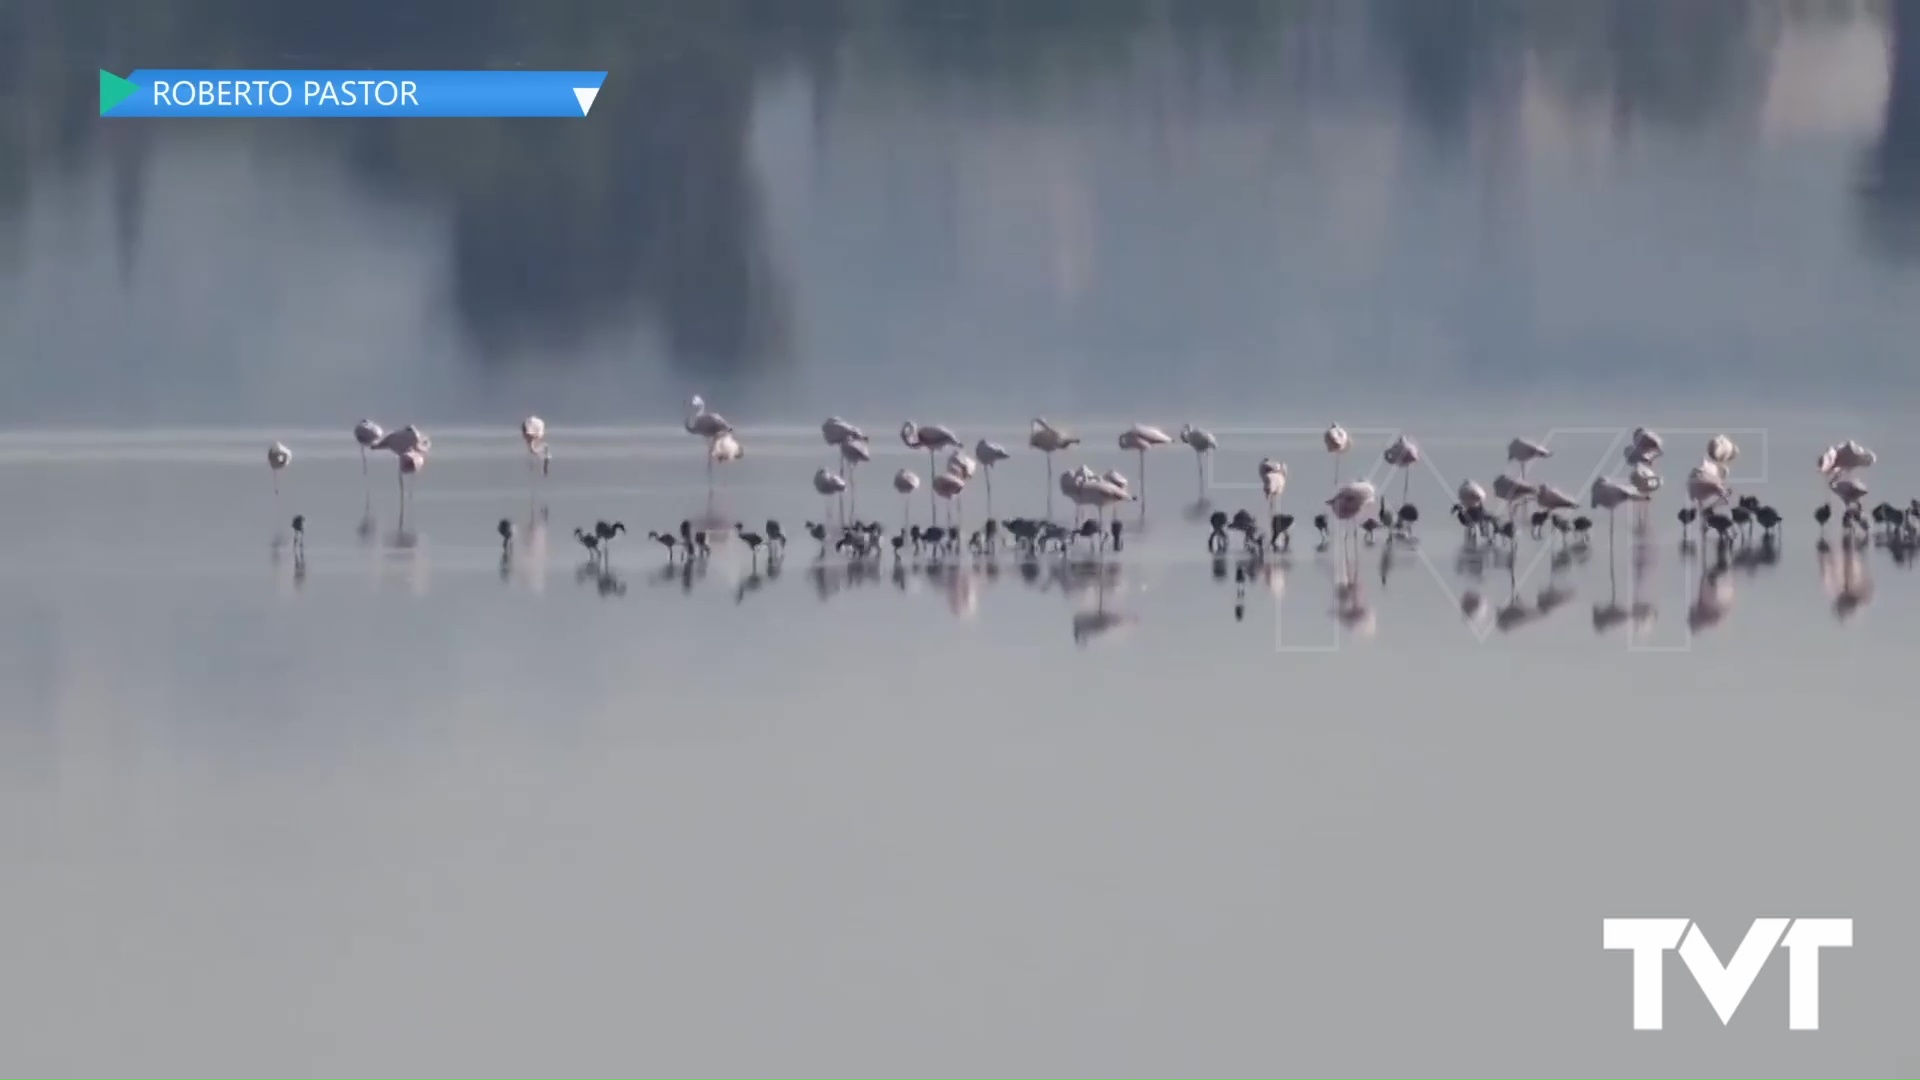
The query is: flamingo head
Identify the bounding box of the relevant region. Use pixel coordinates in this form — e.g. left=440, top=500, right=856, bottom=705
left=900, top=421, right=920, bottom=448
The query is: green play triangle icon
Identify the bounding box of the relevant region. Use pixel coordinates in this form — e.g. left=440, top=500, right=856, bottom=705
left=99, top=70, right=140, bottom=114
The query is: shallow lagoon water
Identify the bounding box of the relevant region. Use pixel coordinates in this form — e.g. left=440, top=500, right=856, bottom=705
left=3, top=418, right=1919, bottom=1076
left=12, top=0, right=1920, bottom=1073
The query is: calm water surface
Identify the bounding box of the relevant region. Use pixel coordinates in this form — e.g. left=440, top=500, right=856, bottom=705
left=6, top=1, right=1920, bottom=1075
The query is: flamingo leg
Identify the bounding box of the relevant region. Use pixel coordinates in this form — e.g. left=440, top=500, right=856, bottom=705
left=1044, top=451, right=1054, bottom=518
left=1138, top=448, right=1148, bottom=513
left=1401, top=468, right=1410, bottom=507
left=360, top=447, right=368, bottom=475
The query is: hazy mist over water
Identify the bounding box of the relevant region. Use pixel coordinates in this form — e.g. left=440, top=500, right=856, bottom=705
left=6, top=2, right=1920, bottom=1076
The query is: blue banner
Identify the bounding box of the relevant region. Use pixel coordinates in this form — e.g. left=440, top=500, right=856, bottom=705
left=99, top=69, right=608, bottom=118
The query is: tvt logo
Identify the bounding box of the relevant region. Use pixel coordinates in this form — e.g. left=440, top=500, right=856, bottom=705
left=1603, top=918, right=1853, bottom=1030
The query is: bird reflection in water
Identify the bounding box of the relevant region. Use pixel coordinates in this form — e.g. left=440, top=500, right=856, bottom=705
left=357, top=494, right=377, bottom=547
left=734, top=567, right=764, bottom=606
left=381, top=523, right=429, bottom=596
left=1071, top=566, right=1134, bottom=647
left=1494, top=560, right=1533, bottom=634
left=1687, top=547, right=1734, bottom=632
left=576, top=559, right=627, bottom=598
left=1730, top=533, right=1783, bottom=578
left=1818, top=538, right=1873, bottom=622
left=1454, top=589, right=1491, bottom=636
left=652, top=557, right=700, bottom=595
left=1592, top=540, right=1659, bottom=637
left=1332, top=578, right=1374, bottom=637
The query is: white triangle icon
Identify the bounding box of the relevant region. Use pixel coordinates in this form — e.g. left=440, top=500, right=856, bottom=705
left=573, top=87, right=599, bottom=116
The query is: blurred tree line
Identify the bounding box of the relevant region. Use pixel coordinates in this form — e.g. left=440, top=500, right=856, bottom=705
left=0, top=0, right=1910, bottom=367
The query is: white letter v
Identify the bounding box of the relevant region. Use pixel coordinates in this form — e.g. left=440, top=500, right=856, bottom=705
left=1677, top=918, right=1790, bottom=1025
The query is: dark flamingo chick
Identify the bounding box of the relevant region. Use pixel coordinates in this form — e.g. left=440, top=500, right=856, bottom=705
left=1814, top=503, right=1832, bottom=534
left=766, top=520, right=787, bottom=554
left=595, top=520, right=625, bottom=560
left=1207, top=510, right=1229, bottom=553
left=497, top=517, right=513, bottom=552
left=1313, top=513, right=1330, bottom=542
left=647, top=530, right=678, bottom=560
left=734, top=523, right=766, bottom=568
left=291, top=514, right=306, bottom=555
left=1109, top=519, right=1123, bottom=552
left=1705, top=510, right=1735, bottom=546
left=573, top=527, right=602, bottom=561
left=1271, top=513, right=1295, bottom=550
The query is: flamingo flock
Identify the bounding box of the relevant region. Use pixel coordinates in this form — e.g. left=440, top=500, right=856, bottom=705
left=252, top=409, right=1920, bottom=635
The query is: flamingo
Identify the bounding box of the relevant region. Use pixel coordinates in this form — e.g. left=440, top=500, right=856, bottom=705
left=1833, top=439, right=1877, bottom=474
left=397, top=447, right=425, bottom=506
left=838, top=438, right=873, bottom=513
left=352, top=420, right=383, bottom=474
left=372, top=424, right=430, bottom=456
left=1706, top=434, right=1739, bottom=471
left=1323, top=423, right=1352, bottom=490
left=1686, top=461, right=1732, bottom=540
left=1179, top=424, right=1219, bottom=493
left=975, top=438, right=1010, bottom=516
left=1060, top=470, right=1091, bottom=525
left=267, top=441, right=291, bottom=495
left=821, top=416, right=866, bottom=464
left=902, top=421, right=960, bottom=516
left=931, top=469, right=968, bottom=531
left=1506, top=436, right=1551, bottom=478
left=520, top=416, right=549, bottom=478
left=1382, top=434, right=1419, bottom=506
left=1077, top=474, right=1134, bottom=545
left=1260, top=458, right=1288, bottom=514
left=946, top=448, right=978, bottom=483
left=1829, top=473, right=1870, bottom=512
left=1117, top=424, right=1173, bottom=510
left=705, top=432, right=744, bottom=501
left=1491, top=474, right=1537, bottom=521
left=1628, top=461, right=1662, bottom=526
left=1029, top=418, right=1081, bottom=516
left=687, top=396, right=732, bottom=485
left=813, top=467, right=850, bottom=522
left=892, top=468, right=920, bottom=527
left=1326, top=480, right=1377, bottom=576
left=1457, top=479, right=1488, bottom=512
left=1629, top=427, right=1664, bottom=463
left=1590, top=476, right=1649, bottom=549
left=1534, top=483, right=1580, bottom=516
